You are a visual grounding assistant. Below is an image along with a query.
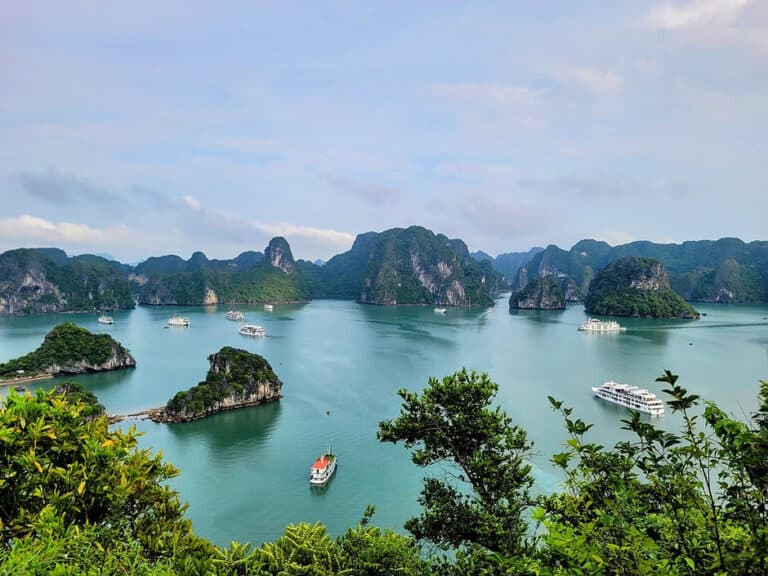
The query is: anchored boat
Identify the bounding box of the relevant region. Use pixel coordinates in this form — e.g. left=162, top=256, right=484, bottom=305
left=309, top=445, right=337, bottom=486
left=225, top=310, right=244, bottom=321
left=579, top=318, right=625, bottom=332
left=168, top=316, right=190, bottom=327
left=239, top=324, right=265, bottom=337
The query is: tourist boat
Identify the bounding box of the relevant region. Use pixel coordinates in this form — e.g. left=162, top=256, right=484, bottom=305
left=239, top=324, right=265, bottom=337
left=97, top=315, right=114, bottom=324
left=263, top=304, right=274, bottom=311
left=592, top=380, right=665, bottom=416
left=309, top=445, right=337, bottom=486
left=579, top=318, right=625, bottom=332
left=167, top=316, right=190, bottom=327
left=433, top=307, right=447, bottom=314
left=225, top=310, right=244, bottom=321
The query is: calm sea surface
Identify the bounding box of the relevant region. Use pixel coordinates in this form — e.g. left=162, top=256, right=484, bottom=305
left=2, top=297, right=767, bottom=546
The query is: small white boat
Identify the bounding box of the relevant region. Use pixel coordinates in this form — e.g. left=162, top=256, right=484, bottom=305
left=433, top=307, right=447, bottom=314
left=309, top=445, right=337, bottom=486
left=98, top=315, right=114, bottom=325
left=239, top=324, right=265, bottom=337
left=168, top=316, right=190, bottom=327
left=225, top=310, right=244, bottom=321
left=579, top=318, right=625, bottom=332
left=263, top=304, right=274, bottom=312
left=592, top=380, right=665, bottom=416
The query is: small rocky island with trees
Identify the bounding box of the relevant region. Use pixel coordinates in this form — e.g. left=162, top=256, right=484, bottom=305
left=509, top=275, right=567, bottom=310
left=158, top=347, right=282, bottom=423
left=584, top=257, right=700, bottom=319
left=0, top=323, right=136, bottom=382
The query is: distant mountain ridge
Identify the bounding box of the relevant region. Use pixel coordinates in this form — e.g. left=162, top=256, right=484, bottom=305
left=512, top=238, right=768, bottom=304
left=3, top=234, right=768, bottom=315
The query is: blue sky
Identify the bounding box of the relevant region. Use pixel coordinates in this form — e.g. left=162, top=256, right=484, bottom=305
left=1, top=1, right=766, bottom=261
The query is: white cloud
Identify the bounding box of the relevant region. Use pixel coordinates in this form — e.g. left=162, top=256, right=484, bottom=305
left=0, top=214, right=143, bottom=248
left=598, top=230, right=636, bottom=246
left=182, top=195, right=201, bottom=211
left=561, top=68, right=623, bottom=95
left=252, top=222, right=355, bottom=249
left=647, top=0, right=750, bottom=30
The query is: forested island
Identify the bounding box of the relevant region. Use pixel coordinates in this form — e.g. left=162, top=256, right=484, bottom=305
left=584, top=257, right=700, bottom=319
left=3, top=233, right=768, bottom=316
left=160, top=347, right=282, bottom=422
left=0, top=322, right=136, bottom=380
left=508, top=274, right=566, bottom=310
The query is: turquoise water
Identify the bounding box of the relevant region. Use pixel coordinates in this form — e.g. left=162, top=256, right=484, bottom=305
left=1, top=298, right=767, bottom=546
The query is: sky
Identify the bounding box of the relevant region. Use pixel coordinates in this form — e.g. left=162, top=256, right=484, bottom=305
left=1, top=0, right=766, bottom=262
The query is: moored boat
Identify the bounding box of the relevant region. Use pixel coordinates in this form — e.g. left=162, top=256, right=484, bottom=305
left=239, top=324, right=265, bottom=337
left=592, top=380, right=665, bottom=416
left=263, top=304, right=274, bottom=311
left=168, top=316, right=190, bottom=327
left=579, top=318, right=625, bottom=332
left=98, top=315, right=114, bottom=325
left=225, top=310, right=244, bottom=321
left=309, top=445, right=337, bottom=486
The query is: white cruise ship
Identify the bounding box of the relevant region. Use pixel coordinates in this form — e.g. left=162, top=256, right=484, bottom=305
left=579, top=318, right=625, bottom=332
left=225, top=310, right=244, bottom=321
left=239, top=324, right=265, bottom=337
left=167, top=316, right=190, bottom=327
left=263, top=304, right=274, bottom=311
left=592, top=381, right=665, bottom=416
left=97, top=315, right=114, bottom=325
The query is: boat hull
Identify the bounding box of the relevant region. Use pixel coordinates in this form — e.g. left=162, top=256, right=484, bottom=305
left=309, top=459, right=337, bottom=486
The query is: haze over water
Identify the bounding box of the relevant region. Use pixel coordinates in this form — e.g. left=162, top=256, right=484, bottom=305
left=1, top=299, right=767, bottom=545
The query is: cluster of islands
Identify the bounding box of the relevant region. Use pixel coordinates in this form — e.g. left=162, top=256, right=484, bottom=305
left=2, top=225, right=767, bottom=423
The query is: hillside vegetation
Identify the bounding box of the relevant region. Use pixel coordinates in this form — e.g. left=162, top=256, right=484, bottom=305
left=584, top=257, right=699, bottom=318
left=0, top=322, right=135, bottom=378
left=0, top=248, right=134, bottom=315
left=511, top=237, right=768, bottom=303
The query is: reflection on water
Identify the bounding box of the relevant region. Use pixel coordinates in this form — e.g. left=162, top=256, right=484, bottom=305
left=166, top=401, right=282, bottom=453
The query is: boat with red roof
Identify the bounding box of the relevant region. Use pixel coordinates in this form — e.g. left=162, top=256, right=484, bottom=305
left=309, top=444, right=337, bottom=486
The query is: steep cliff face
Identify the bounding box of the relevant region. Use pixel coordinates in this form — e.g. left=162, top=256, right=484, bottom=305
left=137, top=239, right=306, bottom=305
left=0, top=323, right=136, bottom=378
left=163, top=347, right=282, bottom=422
left=585, top=257, right=699, bottom=319
left=509, top=275, right=566, bottom=310
left=0, top=249, right=134, bottom=316
left=264, top=237, right=296, bottom=274
left=357, top=227, right=494, bottom=306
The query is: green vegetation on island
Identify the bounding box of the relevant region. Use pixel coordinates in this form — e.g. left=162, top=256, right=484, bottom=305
left=2, top=368, right=767, bottom=575
left=584, top=256, right=699, bottom=319
left=164, top=347, right=282, bottom=421
left=302, top=226, right=499, bottom=306
left=509, top=274, right=566, bottom=310
left=511, top=237, right=768, bottom=304
left=136, top=238, right=309, bottom=306
left=0, top=322, right=135, bottom=379
left=0, top=248, right=134, bottom=315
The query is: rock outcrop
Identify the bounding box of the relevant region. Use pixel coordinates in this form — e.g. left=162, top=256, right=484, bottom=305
left=161, top=347, right=282, bottom=423
left=264, top=237, right=296, bottom=274
left=0, top=249, right=134, bottom=316
left=136, top=238, right=306, bottom=306
left=0, top=323, right=136, bottom=379
left=584, top=257, right=699, bottom=319
left=509, top=275, right=566, bottom=310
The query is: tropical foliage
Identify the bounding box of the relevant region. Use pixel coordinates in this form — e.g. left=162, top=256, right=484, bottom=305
left=2, top=368, right=767, bottom=574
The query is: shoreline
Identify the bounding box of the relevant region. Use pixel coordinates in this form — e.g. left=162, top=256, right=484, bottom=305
left=0, top=373, right=54, bottom=387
